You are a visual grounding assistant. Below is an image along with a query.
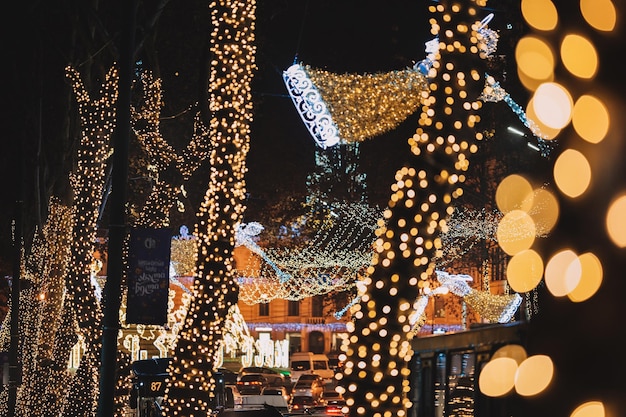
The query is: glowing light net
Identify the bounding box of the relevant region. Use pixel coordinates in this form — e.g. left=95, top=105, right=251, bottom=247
left=235, top=204, right=523, bottom=306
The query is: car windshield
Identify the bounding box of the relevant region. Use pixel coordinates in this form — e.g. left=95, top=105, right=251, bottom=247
left=240, top=375, right=265, bottom=382
left=241, top=367, right=268, bottom=374
left=263, top=388, right=282, bottom=394
left=291, top=361, right=310, bottom=371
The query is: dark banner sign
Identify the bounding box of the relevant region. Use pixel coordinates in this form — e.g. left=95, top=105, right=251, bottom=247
left=126, top=228, right=172, bottom=325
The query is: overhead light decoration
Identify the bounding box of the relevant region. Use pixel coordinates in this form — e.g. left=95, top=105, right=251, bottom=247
left=283, top=63, right=429, bottom=148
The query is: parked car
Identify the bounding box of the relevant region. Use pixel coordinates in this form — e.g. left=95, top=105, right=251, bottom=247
left=291, top=374, right=324, bottom=400
left=309, top=401, right=349, bottom=417
left=236, top=374, right=269, bottom=395
left=288, top=395, right=320, bottom=414
left=261, top=385, right=291, bottom=402
left=238, top=366, right=286, bottom=386
left=320, top=389, right=344, bottom=404
left=224, top=384, right=243, bottom=409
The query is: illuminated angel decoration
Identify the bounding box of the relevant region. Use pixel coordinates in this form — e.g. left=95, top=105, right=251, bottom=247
left=409, top=271, right=523, bottom=334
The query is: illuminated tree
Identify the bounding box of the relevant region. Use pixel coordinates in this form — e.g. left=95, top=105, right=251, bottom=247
left=163, top=1, right=257, bottom=416
left=336, top=1, right=491, bottom=416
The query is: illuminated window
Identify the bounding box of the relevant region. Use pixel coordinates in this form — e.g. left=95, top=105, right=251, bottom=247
left=311, top=295, right=324, bottom=317
left=288, top=300, right=300, bottom=316
left=259, top=303, right=270, bottom=317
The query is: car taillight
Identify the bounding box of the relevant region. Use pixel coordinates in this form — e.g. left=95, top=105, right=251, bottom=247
left=326, top=406, right=343, bottom=415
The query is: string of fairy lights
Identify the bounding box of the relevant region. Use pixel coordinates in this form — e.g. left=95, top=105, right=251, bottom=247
left=163, top=1, right=257, bottom=416
left=0, top=199, right=75, bottom=416
left=335, top=2, right=492, bottom=416
left=234, top=203, right=536, bottom=309
left=283, top=63, right=430, bottom=148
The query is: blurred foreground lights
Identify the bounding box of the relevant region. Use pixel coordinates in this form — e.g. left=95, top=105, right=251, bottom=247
left=545, top=249, right=581, bottom=297
left=515, top=36, right=555, bottom=89
left=567, top=252, right=603, bottom=302
left=544, top=249, right=603, bottom=301
left=480, top=350, right=554, bottom=399
left=507, top=249, right=544, bottom=293
left=521, top=0, right=558, bottom=31
left=491, top=344, right=528, bottom=365
left=496, top=174, right=533, bottom=213
left=478, top=357, right=518, bottom=397
left=514, top=355, right=554, bottom=396
left=606, top=194, right=626, bottom=247
left=560, top=34, right=598, bottom=79
left=526, top=187, right=559, bottom=235
left=533, top=82, right=573, bottom=129
left=571, top=401, right=605, bottom=417
left=573, top=95, right=610, bottom=144
left=527, top=98, right=562, bottom=139
left=554, top=149, right=591, bottom=198
left=580, top=0, right=616, bottom=32
left=497, top=210, right=536, bottom=255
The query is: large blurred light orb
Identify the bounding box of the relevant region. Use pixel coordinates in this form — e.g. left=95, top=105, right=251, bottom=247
left=567, top=252, right=603, bottom=302
left=497, top=210, right=536, bottom=256
left=527, top=98, right=561, bottom=139
left=496, top=174, right=533, bottom=213
left=514, top=355, right=554, bottom=396
left=517, top=67, right=554, bottom=92
left=581, top=0, right=616, bottom=31
left=479, top=357, right=518, bottom=397
left=516, top=36, right=555, bottom=83
left=507, top=249, right=544, bottom=293
left=521, top=0, right=558, bottom=31
left=573, top=95, right=609, bottom=144
left=554, top=149, right=591, bottom=198
left=561, top=34, right=598, bottom=79
left=526, top=188, right=559, bottom=235
left=571, top=401, right=605, bottom=417
left=606, top=194, right=626, bottom=247
left=533, top=82, right=573, bottom=129
left=544, top=249, right=580, bottom=297
left=492, top=344, right=528, bottom=365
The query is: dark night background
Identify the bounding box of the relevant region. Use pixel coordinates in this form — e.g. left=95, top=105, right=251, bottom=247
left=1, top=1, right=626, bottom=416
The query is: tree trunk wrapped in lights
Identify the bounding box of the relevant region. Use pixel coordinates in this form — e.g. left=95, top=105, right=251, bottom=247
left=337, top=1, right=490, bottom=417
left=162, top=1, right=257, bottom=416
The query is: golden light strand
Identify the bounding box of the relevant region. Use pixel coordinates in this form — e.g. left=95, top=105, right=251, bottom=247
left=163, top=1, right=256, bottom=415
left=338, top=2, right=489, bottom=416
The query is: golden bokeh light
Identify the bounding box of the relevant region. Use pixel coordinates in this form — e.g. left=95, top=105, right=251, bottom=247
left=517, top=65, right=554, bottom=92
left=567, top=252, right=603, bottom=302
left=491, top=344, right=528, bottom=365
left=497, top=210, right=536, bottom=255
left=572, top=95, right=609, bottom=144
left=560, top=34, right=598, bottom=79
left=507, top=249, right=544, bottom=293
left=544, top=249, right=580, bottom=297
left=514, top=354, right=554, bottom=396
left=521, top=0, right=558, bottom=31
left=527, top=98, right=561, bottom=139
left=515, top=36, right=555, bottom=83
left=478, top=357, right=518, bottom=397
left=606, top=193, right=626, bottom=247
left=580, top=0, right=616, bottom=31
left=532, top=82, right=573, bottom=129
left=495, top=174, right=534, bottom=213
left=553, top=149, right=592, bottom=198
left=570, top=401, right=605, bottom=417
left=525, top=187, right=559, bottom=235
